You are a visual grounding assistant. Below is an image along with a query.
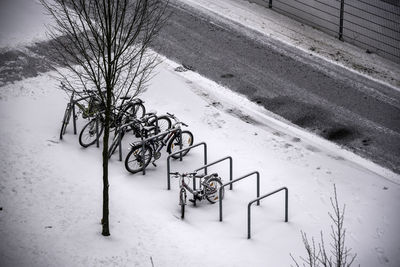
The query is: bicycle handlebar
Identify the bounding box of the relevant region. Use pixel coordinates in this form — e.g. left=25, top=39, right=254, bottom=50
left=167, top=113, right=189, bottom=127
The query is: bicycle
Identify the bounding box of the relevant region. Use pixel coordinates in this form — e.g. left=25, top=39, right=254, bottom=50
left=124, top=116, right=194, bottom=174
left=170, top=172, right=224, bottom=219
left=108, top=112, right=173, bottom=158
left=78, top=96, right=147, bottom=148
left=59, top=89, right=102, bottom=140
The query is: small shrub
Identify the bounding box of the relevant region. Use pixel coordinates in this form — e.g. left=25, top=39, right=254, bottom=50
left=291, top=185, right=358, bottom=267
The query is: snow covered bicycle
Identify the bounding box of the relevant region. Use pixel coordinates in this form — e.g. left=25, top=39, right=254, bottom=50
left=78, top=97, right=146, bottom=147
left=170, top=172, right=224, bottom=219
left=59, top=89, right=102, bottom=140
left=108, top=112, right=173, bottom=158
left=124, top=115, right=193, bottom=174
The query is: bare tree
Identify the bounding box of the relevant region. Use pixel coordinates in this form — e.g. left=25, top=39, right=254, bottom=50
left=291, top=185, right=358, bottom=267
left=40, top=0, right=168, bottom=236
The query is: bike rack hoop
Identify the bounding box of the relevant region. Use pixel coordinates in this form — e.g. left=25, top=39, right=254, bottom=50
left=166, top=142, right=208, bottom=190
left=71, top=93, right=97, bottom=135
left=193, top=156, right=233, bottom=192
left=140, top=127, right=182, bottom=175
left=219, top=171, right=260, bottom=222
left=247, top=187, right=288, bottom=239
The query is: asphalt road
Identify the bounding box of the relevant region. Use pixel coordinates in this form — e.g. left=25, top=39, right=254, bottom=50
left=151, top=1, right=400, bottom=173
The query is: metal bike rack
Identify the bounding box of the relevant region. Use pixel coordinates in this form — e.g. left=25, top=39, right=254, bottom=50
left=96, top=116, right=100, bottom=148
left=219, top=171, right=260, bottom=222
left=193, top=156, right=233, bottom=192
left=167, top=142, right=208, bottom=190
left=139, top=128, right=182, bottom=175
left=71, top=93, right=92, bottom=136
left=142, top=113, right=159, bottom=136
left=112, top=113, right=159, bottom=161
left=72, top=103, right=77, bottom=135
left=247, top=187, right=288, bottom=239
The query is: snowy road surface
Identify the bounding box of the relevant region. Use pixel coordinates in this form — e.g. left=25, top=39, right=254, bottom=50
left=151, top=0, right=400, bottom=174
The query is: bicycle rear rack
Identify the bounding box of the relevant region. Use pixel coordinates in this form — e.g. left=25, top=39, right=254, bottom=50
left=167, top=142, right=208, bottom=190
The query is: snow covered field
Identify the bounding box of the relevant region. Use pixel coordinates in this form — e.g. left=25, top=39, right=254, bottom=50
left=1, top=0, right=400, bottom=267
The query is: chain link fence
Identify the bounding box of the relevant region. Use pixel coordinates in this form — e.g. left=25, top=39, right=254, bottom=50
left=255, top=0, right=400, bottom=63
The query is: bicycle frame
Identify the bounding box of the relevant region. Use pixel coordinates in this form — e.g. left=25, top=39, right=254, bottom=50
left=135, top=127, right=183, bottom=175
left=177, top=172, right=220, bottom=205
left=108, top=113, right=159, bottom=160
left=179, top=174, right=203, bottom=197
left=150, top=130, right=176, bottom=154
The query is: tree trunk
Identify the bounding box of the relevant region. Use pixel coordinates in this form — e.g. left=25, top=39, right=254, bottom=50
left=101, top=87, right=112, bottom=236
left=101, top=0, right=112, bottom=237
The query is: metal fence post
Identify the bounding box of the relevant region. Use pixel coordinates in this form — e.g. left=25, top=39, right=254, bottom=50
left=339, top=0, right=345, bottom=41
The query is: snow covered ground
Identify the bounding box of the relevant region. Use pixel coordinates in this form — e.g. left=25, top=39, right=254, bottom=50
left=1, top=0, right=400, bottom=267
left=1, top=57, right=400, bottom=267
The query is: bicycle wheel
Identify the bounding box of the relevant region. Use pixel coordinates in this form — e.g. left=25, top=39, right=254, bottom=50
left=205, top=177, right=224, bottom=203
left=179, top=188, right=186, bottom=219
left=167, top=130, right=194, bottom=159
left=108, top=131, right=125, bottom=158
left=60, top=104, right=72, bottom=140
left=124, top=102, right=146, bottom=119
left=149, top=115, right=172, bottom=134
left=124, top=144, right=153, bottom=174
left=79, top=118, right=104, bottom=148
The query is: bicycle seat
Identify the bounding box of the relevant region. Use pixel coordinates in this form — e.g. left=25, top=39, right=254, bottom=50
left=142, top=125, right=156, bottom=131
left=147, top=110, right=157, bottom=115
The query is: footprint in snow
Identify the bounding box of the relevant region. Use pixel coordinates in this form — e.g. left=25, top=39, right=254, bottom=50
left=375, top=247, right=390, bottom=264
left=375, top=227, right=384, bottom=239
